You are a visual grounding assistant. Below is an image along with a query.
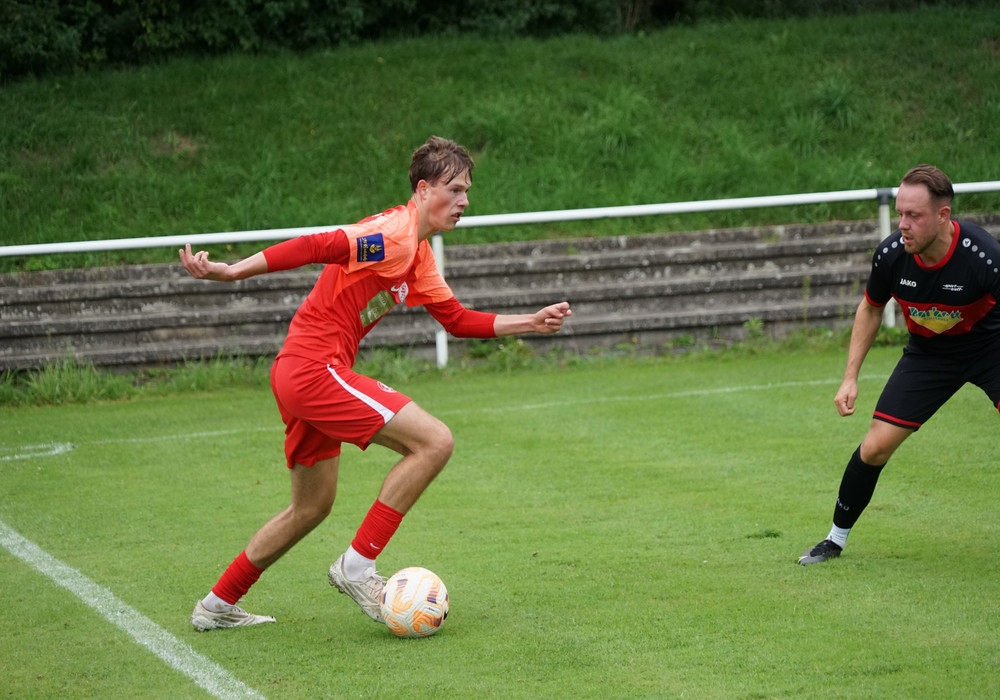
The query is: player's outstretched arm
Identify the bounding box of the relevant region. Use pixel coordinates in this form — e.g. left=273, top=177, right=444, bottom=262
left=494, top=301, right=572, bottom=337
left=179, top=244, right=269, bottom=282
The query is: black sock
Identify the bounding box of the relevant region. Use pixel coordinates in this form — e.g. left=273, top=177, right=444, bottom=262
left=832, top=446, right=885, bottom=530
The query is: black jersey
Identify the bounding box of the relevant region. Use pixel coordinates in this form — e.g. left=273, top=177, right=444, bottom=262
left=866, top=221, right=1000, bottom=356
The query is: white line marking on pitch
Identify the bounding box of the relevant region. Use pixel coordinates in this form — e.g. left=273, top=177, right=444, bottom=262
left=90, top=426, right=277, bottom=446
left=438, top=376, right=880, bottom=415
left=0, top=442, right=75, bottom=461
left=0, top=519, right=265, bottom=700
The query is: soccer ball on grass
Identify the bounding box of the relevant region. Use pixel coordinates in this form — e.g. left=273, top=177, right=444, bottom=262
left=380, top=567, right=449, bottom=638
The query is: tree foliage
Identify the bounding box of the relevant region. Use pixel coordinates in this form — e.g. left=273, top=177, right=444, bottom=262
left=0, top=0, right=990, bottom=83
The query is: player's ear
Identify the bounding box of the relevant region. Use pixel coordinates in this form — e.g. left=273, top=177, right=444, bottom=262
left=416, top=180, right=431, bottom=200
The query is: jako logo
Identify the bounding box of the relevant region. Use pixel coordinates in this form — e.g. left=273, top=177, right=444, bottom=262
left=900, top=278, right=917, bottom=288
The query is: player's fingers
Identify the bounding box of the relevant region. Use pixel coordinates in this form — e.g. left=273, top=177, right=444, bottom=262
left=546, top=304, right=570, bottom=320
left=834, top=395, right=850, bottom=415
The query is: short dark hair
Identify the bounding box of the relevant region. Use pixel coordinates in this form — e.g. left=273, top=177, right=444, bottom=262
left=409, top=136, right=474, bottom=192
left=900, top=164, right=954, bottom=206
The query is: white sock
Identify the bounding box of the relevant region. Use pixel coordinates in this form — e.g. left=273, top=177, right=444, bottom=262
left=341, top=545, right=376, bottom=581
left=202, top=591, right=234, bottom=613
left=826, top=525, right=850, bottom=549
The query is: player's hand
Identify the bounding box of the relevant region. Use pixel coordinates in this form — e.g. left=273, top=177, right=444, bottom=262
left=532, top=301, right=572, bottom=334
left=834, top=379, right=858, bottom=417
left=179, top=244, right=234, bottom=282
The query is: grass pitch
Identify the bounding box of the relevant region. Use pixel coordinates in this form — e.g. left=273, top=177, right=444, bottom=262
left=2, top=347, right=999, bottom=698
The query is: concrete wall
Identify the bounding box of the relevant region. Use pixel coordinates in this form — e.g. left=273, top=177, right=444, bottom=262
left=3, top=217, right=994, bottom=372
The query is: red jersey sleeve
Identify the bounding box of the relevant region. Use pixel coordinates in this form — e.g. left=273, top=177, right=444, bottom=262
left=425, top=298, right=497, bottom=338
left=262, top=230, right=351, bottom=272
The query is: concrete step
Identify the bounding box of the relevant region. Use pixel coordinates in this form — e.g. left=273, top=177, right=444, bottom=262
left=2, top=296, right=856, bottom=370
left=1, top=262, right=867, bottom=352
left=0, top=219, right=929, bottom=372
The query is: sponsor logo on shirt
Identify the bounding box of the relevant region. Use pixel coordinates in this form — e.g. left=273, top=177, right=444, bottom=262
left=357, top=233, right=385, bottom=262
left=360, top=290, right=395, bottom=326
left=907, top=306, right=963, bottom=334
left=942, top=284, right=964, bottom=292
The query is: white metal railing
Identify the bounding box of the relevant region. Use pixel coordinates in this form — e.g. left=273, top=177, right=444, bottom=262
left=3, top=182, right=999, bottom=366
left=4, top=182, right=999, bottom=258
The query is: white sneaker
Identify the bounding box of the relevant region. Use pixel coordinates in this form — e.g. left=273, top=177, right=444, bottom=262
left=328, top=554, right=385, bottom=623
left=190, top=600, right=276, bottom=631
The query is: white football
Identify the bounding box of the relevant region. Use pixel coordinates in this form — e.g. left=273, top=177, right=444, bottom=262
left=379, top=566, right=449, bottom=638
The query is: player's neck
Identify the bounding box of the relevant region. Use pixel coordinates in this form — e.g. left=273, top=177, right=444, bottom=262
left=411, top=197, right=440, bottom=242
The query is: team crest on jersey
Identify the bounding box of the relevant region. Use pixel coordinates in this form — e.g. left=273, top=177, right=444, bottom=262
left=391, top=282, right=409, bottom=303
left=357, top=233, right=385, bottom=262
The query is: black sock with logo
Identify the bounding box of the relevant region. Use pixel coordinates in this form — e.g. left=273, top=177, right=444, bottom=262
left=832, top=445, right=885, bottom=530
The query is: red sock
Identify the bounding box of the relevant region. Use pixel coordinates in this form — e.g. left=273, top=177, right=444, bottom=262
left=351, top=500, right=404, bottom=559
left=211, top=550, right=264, bottom=605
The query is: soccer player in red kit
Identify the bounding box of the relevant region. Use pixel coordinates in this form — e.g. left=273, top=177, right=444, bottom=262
left=180, top=136, right=572, bottom=629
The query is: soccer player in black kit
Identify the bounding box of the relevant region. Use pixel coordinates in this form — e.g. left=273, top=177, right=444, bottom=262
left=800, top=164, right=1000, bottom=564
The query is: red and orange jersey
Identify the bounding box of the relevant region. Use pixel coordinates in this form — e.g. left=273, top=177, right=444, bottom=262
left=264, top=201, right=455, bottom=367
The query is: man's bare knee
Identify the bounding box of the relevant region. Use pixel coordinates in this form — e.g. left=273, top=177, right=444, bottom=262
left=861, top=421, right=912, bottom=465
left=377, top=403, right=454, bottom=463
left=426, top=422, right=454, bottom=465
left=292, top=499, right=333, bottom=530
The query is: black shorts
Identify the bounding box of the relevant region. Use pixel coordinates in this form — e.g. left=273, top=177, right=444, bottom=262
left=874, top=339, right=1000, bottom=430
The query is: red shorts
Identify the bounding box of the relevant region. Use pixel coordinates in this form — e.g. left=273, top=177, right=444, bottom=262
left=270, top=354, right=412, bottom=468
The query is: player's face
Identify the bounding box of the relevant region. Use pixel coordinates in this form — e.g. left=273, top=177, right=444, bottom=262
left=895, top=182, right=949, bottom=257
left=421, top=171, right=471, bottom=234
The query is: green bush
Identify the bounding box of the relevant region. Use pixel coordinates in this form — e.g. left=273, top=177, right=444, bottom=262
left=0, top=1, right=82, bottom=80
left=5, top=0, right=990, bottom=84
left=0, top=0, right=620, bottom=82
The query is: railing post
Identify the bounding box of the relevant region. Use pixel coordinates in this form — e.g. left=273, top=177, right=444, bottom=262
left=877, top=187, right=897, bottom=328
left=431, top=233, right=449, bottom=368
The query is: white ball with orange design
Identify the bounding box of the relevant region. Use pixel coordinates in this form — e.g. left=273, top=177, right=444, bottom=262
left=380, top=567, right=449, bottom=638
